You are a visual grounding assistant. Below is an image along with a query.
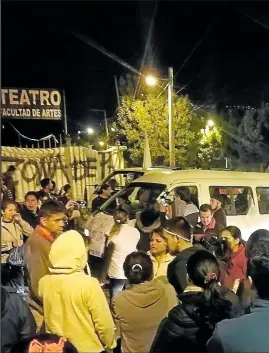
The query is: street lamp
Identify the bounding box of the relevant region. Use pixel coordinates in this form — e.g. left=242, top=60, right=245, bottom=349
left=145, top=75, right=158, bottom=87
left=87, top=127, right=94, bottom=135
left=145, top=67, right=175, bottom=167
left=207, top=119, right=214, bottom=127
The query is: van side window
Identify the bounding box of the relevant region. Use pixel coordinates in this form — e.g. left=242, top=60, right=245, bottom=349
left=209, top=186, right=253, bottom=216
left=170, top=186, right=199, bottom=208
left=256, top=187, right=269, bottom=214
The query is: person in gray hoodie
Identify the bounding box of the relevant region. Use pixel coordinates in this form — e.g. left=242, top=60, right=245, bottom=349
left=112, top=252, right=178, bottom=353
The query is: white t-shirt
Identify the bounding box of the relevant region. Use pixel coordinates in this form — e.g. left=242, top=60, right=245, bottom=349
left=108, top=224, right=140, bottom=279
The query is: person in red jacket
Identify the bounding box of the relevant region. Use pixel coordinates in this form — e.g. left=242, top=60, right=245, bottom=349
left=220, top=226, right=247, bottom=281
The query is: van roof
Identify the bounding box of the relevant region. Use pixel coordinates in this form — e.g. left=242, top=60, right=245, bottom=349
left=132, top=169, right=269, bottom=186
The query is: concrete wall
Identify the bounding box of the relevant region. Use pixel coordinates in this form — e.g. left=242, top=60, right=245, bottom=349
left=2, top=145, right=125, bottom=203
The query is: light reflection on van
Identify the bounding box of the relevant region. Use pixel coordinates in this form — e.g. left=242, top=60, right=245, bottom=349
left=99, top=169, right=269, bottom=240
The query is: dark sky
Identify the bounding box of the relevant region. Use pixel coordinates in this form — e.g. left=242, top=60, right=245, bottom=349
left=2, top=0, right=269, bottom=145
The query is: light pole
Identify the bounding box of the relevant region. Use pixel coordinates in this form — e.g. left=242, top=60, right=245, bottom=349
left=146, top=67, right=175, bottom=167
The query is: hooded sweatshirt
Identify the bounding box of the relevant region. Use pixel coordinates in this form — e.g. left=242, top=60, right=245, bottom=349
left=112, top=276, right=178, bottom=353
left=39, top=230, right=116, bottom=353
left=148, top=252, right=175, bottom=278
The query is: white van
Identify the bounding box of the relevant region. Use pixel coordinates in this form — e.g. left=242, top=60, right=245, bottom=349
left=98, top=169, right=269, bottom=240
left=86, top=166, right=178, bottom=207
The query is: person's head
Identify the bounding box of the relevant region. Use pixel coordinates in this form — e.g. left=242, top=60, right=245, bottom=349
left=137, top=201, right=161, bottom=230
left=40, top=178, right=53, bottom=192
left=187, top=250, right=220, bottom=289
left=108, top=208, right=129, bottom=242
left=201, top=237, right=233, bottom=267
left=210, top=190, right=223, bottom=211
left=108, top=178, right=118, bottom=190
left=113, top=208, right=128, bottom=225
left=10, top=334, right=78, bottom=353
left=6, top=165, right=16, bottom=176
left=186, top=250, right=232, bottom=331
left=246, top=229, right=269, bottom=299
left=63, top=184, right=71, bottom=194
left=24, top=191, right=39, bottom=212
left=163, top=217, right=192, bottom=255
left=1, top=200, right=18, bottom=221
left=150, top=228, right=168, bottom=257
left=123, top=251, right=153, bottom=284
left=221, top=226, right=243, bottom=252
left=38, top=200, right=65, bottom=237
left=37, top=190, right=49, bottom=204
left=199, top=204, right=213, bottom=227
left=51, top=180, right=56, bottom=192
left=175, top=186, right=191, bottom=203
left=100, top=183, right=112, bottom=197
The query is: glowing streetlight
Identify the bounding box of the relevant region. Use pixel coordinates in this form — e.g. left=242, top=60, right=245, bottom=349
left=145, top=75, right=157, bottom=87
left=99, top=141, right=105, bottom=147
left=87, top=127, right=94, bottom=135
left=207, top=120, right=214, bottom=127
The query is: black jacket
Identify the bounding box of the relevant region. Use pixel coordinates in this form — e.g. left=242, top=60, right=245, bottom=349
left=167, top=244, right=205, bottom=295
left=1, top=286, right=36, bottom=353
left=150, top=289, right=242, bottom=353
left=193, top=221, right=224, bottom=241
left=20, top=205, right=39, bottom=229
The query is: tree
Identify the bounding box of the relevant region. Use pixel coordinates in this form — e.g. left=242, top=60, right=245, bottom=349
left=116, top=91, right=202, bottom=167
left=198, top=126, right=223, bottom=169
left=228, top=107, right=269, bottom=171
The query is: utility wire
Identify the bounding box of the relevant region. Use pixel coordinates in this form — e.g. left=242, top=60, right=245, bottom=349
left=8, top=122, right=59, bottom=143
left=153, top=24, right=212, bottom=101
left=71, top=31, right=143, bottom=77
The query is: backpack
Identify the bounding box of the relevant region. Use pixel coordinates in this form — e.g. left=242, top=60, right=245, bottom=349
left=6, top=245, right=25, bottom=267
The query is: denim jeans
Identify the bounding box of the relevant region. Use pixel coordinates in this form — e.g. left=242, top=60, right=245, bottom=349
left=109, top=277, right=125, bottom=301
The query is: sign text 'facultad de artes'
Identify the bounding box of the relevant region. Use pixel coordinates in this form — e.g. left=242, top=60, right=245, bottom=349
left=1, top=88, right=64, bottom=120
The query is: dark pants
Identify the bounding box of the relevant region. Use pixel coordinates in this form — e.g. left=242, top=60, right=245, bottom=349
left=109, top=278, right=125, bottom=301
left=88, top=255, right=105, bottom=281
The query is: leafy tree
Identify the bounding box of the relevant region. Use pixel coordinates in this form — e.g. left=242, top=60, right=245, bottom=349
left=228, top=107, right=269, bottom=171
left=116, top=90, right=202, bottom=167
left=198, top=126, right=223, bottom=169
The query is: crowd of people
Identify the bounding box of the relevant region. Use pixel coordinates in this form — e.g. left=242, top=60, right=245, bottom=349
left=1, top=167, right=269, bottom=353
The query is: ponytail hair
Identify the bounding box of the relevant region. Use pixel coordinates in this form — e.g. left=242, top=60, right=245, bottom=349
left=186, top=250, right=232, bottom=338
left=123, top=251, right=153, bottom=284
left=108, top=208, right=128, bottom=243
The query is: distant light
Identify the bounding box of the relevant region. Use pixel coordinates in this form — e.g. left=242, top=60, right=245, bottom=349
left=111, top=127, right=116, bottom=132
left=2, top=125, right=4, bottom=129
left=99, top=141, right=105, bottom=147
left=145, top=75, right=157, bottom=86
left=78, top=130, right=81, bottom=135
left=87, top=127, right=94, bottom=135
left=207, top=119, right=214, bottom=127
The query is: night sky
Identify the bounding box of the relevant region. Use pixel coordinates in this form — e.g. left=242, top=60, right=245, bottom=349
left=2, top=1, right=269, bottom=146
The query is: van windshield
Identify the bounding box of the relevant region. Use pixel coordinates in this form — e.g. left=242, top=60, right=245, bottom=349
left=100, top=182, right=166, bottom=218
left=98, top=170, right=145, bottom=191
